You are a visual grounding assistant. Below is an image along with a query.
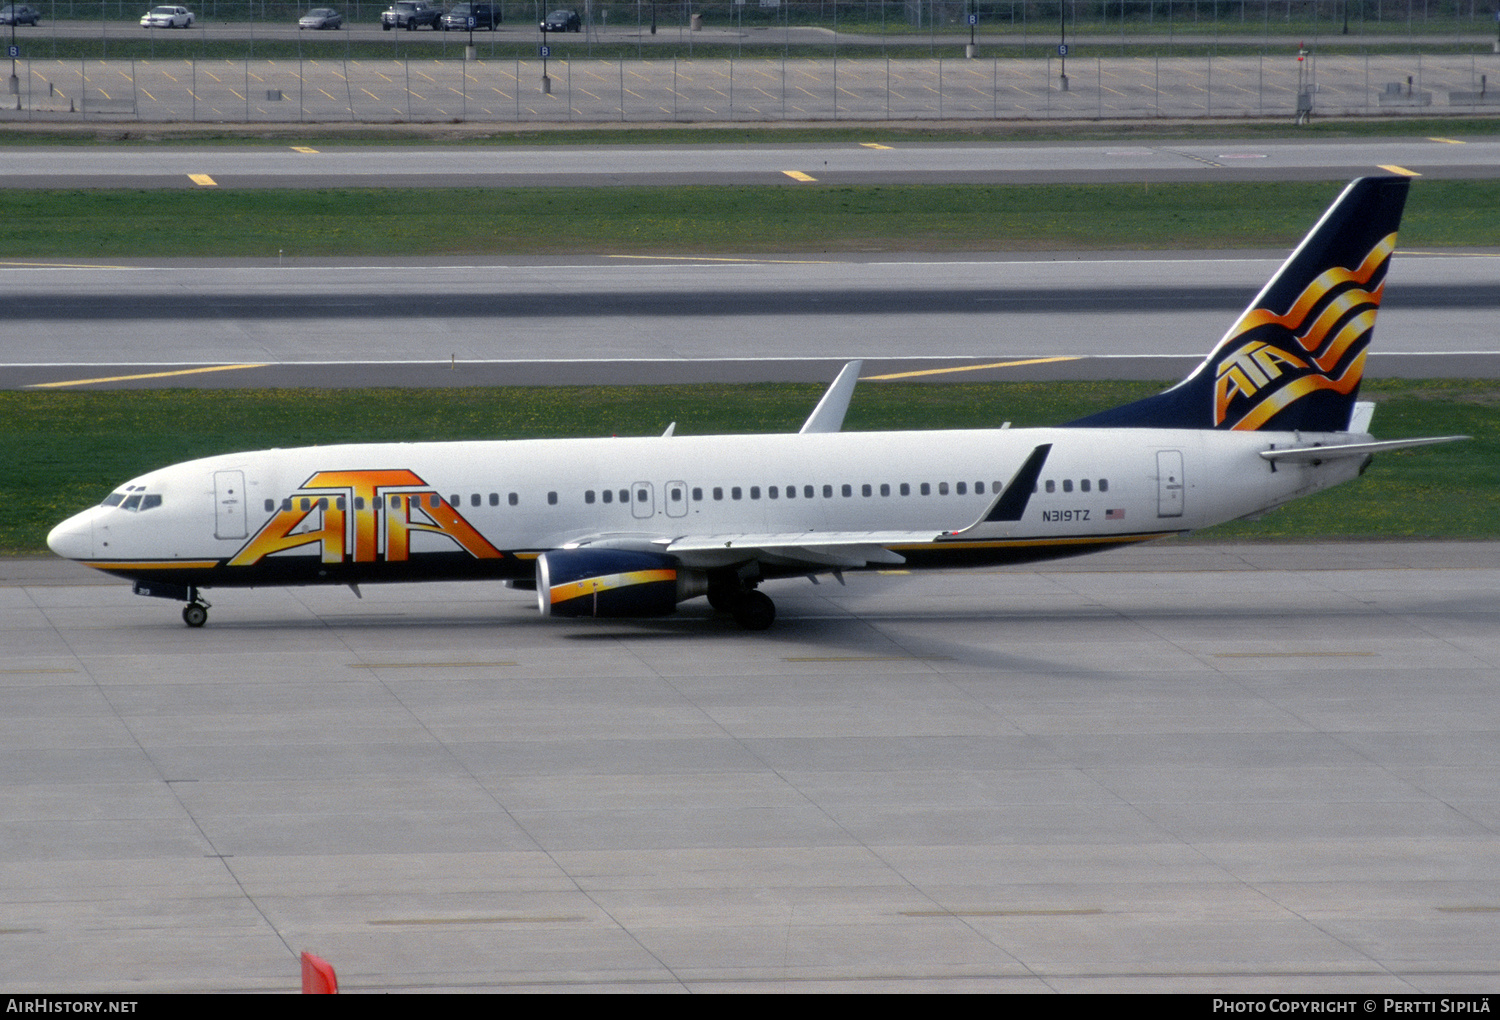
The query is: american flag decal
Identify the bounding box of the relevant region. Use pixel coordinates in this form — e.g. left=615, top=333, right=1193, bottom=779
left=1106, top=508, right=1125, bottom=520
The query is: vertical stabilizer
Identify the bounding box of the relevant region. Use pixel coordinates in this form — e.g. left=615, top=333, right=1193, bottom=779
left=1068, top=176, right=1409, bottom=432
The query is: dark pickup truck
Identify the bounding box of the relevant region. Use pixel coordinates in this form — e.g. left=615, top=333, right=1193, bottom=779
left=381, top=1, right=441, bottom=29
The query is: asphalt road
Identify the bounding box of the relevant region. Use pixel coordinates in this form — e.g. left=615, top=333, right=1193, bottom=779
left=6, top=541, right=1499, bottom=992
left=5, top=249, right=1497, bottom=388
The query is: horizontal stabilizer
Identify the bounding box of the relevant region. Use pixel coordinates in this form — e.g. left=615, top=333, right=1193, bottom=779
left=1259, top=435, right=1468, bottom=464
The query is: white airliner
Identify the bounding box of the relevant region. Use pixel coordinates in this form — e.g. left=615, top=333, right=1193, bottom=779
left=47, top=176, right=1464, bottom=630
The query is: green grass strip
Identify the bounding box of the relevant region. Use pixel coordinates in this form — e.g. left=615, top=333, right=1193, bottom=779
left=7, top=180, right=1500, bottom=258
left=4, top=378, right=1494, bottom=555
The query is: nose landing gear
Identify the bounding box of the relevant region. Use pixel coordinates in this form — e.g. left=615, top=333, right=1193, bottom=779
left=131, top=580, right=211, bottom=627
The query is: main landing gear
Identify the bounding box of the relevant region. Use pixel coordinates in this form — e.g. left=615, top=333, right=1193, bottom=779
left=707, top=581, right=776, bottom=631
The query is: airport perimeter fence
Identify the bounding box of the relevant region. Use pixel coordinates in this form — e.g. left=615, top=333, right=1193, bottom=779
left=10, top=48, right=1500, bottom=121
left=21, top=0, right=1500, bottom=42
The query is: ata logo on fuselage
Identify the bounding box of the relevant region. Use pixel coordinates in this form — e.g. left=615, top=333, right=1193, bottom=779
left=229, top=469, right=502, bottom=566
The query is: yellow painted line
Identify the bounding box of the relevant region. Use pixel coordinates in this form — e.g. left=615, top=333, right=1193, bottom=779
left=1378, top=164, right=1421, bottom=177
left=608, top=254, right=833, bottom=265
left=0, top=261, right=136, bottom=269
left=291, top=145, right=319, bottom=153
left=902, top=908, right=1102, bottom=918
left=348, top=661, right=518, bottom=669
left=1428, top=137, right=1465, bottom=144
left=783, top=170, right=818, bottom=182
left=784, top=655, right=949, bottom=663
left=188, top=174, right=217, bottom=186
left=860, top=142, right=893, bottom=149
left=1214, top=651, right=1375, bottom=658
left=81, top=560, right=220, bottom=570
left=27, top=363, right=270, bottom=388
left=369, top=916, right=585, bottom=926
left=865, top=356, right=1082, bottom=381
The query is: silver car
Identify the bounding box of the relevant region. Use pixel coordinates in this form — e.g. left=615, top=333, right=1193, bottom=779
left=298, top=7, right=342, bottom=28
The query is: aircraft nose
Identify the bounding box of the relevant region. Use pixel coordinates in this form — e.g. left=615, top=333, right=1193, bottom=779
left=47, top=512, right=94, bottom=561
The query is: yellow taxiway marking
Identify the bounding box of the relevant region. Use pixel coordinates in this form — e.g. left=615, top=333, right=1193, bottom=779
left=369, top=916, right=585, bottom=926
left=188, top=173, right=218, bottom=186
left=291, top=146, right=319, bottom=153
left=348, top=661, right=517, bottom=669
left=27, top=363, right=270, bottom=389
left=1213, top=651, right=1375, bottom=658
left=860, top=142, right=893, bottom=149
left=783, top=170, right=818, bottom=182
left=784, top=655, right=949, bottom=662
left=1428, top=137, right=1465, bottom=144
left=0, top=261, right=136, bottom=269
left=1378, top=164, right=1421, bottom=176
left=901, top=908, right=1103, bottom=918
left=865, top=356, right=1082, bottom=381
left=608, top=255, right=833, bottom=265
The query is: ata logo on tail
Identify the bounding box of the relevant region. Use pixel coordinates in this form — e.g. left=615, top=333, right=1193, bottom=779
left=1214, top=233, right=1394, bottom=431
left=229, top=469, right=503, bottom=566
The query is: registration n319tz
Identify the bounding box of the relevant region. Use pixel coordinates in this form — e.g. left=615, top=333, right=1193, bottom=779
left=47, top=176, right=1465, bottom=630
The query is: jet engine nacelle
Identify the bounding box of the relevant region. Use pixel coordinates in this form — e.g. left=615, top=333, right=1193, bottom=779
left=536, top=548, right=707, bottom=618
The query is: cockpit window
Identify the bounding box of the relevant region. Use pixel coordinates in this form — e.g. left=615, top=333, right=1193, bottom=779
left=121, top=494, right=142, bottom=510
left=140, top=494, right=162, bottom=510
left=101, top=493, right=125, bottom=507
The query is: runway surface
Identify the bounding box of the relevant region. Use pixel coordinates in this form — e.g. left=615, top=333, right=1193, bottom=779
left=5, top=250, right=1498, bottom=388
left=3, top=137, right=1500, bottom=188
left=5, top=541, right=1499, bottom=992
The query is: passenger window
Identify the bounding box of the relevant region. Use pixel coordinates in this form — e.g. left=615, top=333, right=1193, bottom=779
left=283, top=498, right=294, bottom=511
left=548, top=492, right=558, bottom=506
left=636, top=488, right=648, bottom=503
left=784, top=485, right=794, bottom=499
left=1045, top=480, right=1055, bottom=493
left=449, top=494, right=459, bottom=506
left=732, top=487, right=742, bottom=500
left=900, top=483, right=910, bottom=496
left=471, top=494, right=481, bottom=507
left=822, top=485, right=832, bottom=498
left=335, top=497, right=346, bottom=511
left=509, top=493, right=519, bottom=506
left=1099, top=479, right=1109, bottom=493
left=768, top=486, right=777, bottom=499
left=318, top=498, right=329, bottom=511
left=489, top=493, right=499, bottom=506
left=938, top=482, right=949, bottom=496
left=805, top=486, right=815, bottom=499
left=692, top=487, right=703, bottom=501
left=975, top=481, right=986, bottom=493
left=585, top=490, right=596, bottom=504
left=920, top=483, right=931, bottom=496
left=839, top=484, right=850, bottom=497
left=713, top=487, right=723, bottom=501
left=1081, top=479, right=1091, bottom=492
left=956, top=482, right=967, bottom=495
left=264, top=499, right=275, bottom=512
left=1063, top=480, right=1073, bottom=493
left=355, top=497, right=365, bottom=510
left=880, top=484, right=890, bottom=497
left=602, top=489, right=613, bottom=503
left=750, top=487, right=760, bottom=500
left=300, top=498, right=311, bottom=511
left=861, top=484, right=872, bottom=497
left=669, top=486, right=683, bottom=502
left=428, top=494, right=440, bottom=510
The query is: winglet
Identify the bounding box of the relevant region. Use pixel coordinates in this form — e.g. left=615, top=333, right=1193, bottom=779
left=799, top=361, right=863, bottom=434
left=946, top=444, right=1052, bottom=536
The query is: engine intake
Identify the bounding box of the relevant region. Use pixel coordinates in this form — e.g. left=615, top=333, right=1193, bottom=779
left=536, top=548, right=705, bottom=618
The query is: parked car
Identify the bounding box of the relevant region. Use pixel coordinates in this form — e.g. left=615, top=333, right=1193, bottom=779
left=0, top=4, right=41, bottom=25
left=539, top=8, right=580, bottom=31
left=298, top=7, right=342, bottom=28
left=140, top=5, right=193, bottom=27
left=381, top=1, right=441, bottom=29
left=441, top=3, right=499, bottom=30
